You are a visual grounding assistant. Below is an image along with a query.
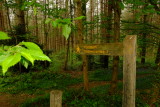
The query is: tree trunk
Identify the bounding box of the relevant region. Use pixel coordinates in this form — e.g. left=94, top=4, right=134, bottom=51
left=0, top=1, right=5, bottom=31
left=14, top=0, right=26, bottom=72
left=64, top=0, right=70, bottom=71
left=88, top=0, right=94, bottom=71
left=75, top=0, right=89, bottom=91
left=155, top=42, right=160, bottom=64
left=15, top=0, right=26, bottom=42
left=100, top=0, right=111, bottom=69
left=141, top=14, right=147, bottom=64
left=109, top=0, right=121, bottom=94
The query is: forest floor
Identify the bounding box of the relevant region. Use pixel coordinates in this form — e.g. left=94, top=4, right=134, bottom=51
left=0, top=68, right=159, bottom=107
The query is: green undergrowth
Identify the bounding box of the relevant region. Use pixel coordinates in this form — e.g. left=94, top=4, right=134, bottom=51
left=0, top=71, right=82, bottom=94
left=89, top=67, right=158, bottom=90
left=21, top=88, right=153, bottom=107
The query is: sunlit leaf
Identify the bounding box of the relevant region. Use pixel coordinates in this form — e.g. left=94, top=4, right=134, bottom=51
left=29, top=50, right=51, bottom=62
left=20, top=52, right=34, bottom=65
left=20, top=58, right=29, bottom=69
left=62, top=25, right=71, bottom=40
left=20, top=42, right=43, bottom=53
left=2, top=53, right=21, bottom=75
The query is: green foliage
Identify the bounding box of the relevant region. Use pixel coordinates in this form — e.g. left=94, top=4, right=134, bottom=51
left=67, top=52, right=82, bottom=71
left=45, top=16, right=85, bottom=39
left=48, top=50, right=65, bottom=72
left=20, top=94, right=50, bottom=107
left=0, top=32, right=51, bottom=75
left=0, top=31, right=11, bottom=40
left=45, top=18, right=72, bottom=39
left=0, top=71, right=81, bottom=94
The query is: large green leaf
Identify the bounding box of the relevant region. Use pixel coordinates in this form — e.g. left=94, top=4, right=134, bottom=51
left=2, top=53, right=21, bottom=75
left=29, top=50, right=51, bottom=62
left=0, top=55, right=9, bottom=65
left=62, top=24, right=71, bottom=40
left=20, top=52, right=34, bottom=65
left=20, top=57, right=29, bottom=69
left=0, top=31, right=11, bottom=40
left=20, top=42, right=43, bottom=53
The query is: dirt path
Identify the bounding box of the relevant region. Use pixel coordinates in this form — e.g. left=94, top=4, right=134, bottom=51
left=0, top=71, right=157, bottom=107
left=0, top=93, right=35, bottom=107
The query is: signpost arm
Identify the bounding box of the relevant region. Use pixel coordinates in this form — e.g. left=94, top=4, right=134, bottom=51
left=123, top=35, right=137, bottom=107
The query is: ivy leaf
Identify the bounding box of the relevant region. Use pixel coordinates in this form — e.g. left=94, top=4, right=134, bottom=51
left=2, top=53, right=21, bottom=75
left=62, top=24, right=71, bottom=40
left=20, top=42, right=43, bottom=53
left=20, top=52, right=34, bottom=65
left=0, top=32, right=11, bottom=40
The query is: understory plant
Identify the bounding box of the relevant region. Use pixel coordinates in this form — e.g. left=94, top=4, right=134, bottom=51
left=0, top=31, right=51, bottom=75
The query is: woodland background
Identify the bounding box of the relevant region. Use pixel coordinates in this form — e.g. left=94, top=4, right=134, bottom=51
left=0, top=0, right=160, bottom=106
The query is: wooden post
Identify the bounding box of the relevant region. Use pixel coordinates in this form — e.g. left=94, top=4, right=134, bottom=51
left=50, top=90, right=63, bottom=107
left=123, top=35, right=137, bottom=107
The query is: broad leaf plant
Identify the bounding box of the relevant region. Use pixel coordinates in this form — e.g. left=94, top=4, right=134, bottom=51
left=0, top=31, right=51, bottom=75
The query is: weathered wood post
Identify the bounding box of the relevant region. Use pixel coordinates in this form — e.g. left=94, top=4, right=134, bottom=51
left=50, top=90, right=63, bottom=107
left=123, top=35, right=137, bottom=107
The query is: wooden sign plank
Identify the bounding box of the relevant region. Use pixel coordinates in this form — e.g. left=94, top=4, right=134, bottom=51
left=76, top=43, right=123, bottom=56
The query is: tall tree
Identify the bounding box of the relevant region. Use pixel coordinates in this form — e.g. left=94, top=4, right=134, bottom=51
left=15, top=0, right=26, bottom=42
left=141, top=2, right=148, bottom=64
left=75, top=0, right=89, bottom=91
left=0, top=0, right=5, bottom=31
left=109, top=0, right=121, bottom=93
left=100, top=0, right=112, bottom=69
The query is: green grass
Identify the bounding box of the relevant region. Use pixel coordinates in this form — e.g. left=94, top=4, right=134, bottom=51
left=21, top=88, right=152, bottom=107
left=0, top=71, right=82, bottom=94
left=0, top=66, right=159, bottom=106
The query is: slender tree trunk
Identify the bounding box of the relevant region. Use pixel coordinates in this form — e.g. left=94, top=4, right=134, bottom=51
left=4, top=0, right=12, bottom=32
left=75, top=0, right=89, bottom=91
left=109, top=0, right=121, bottom=94
left=141, top=14, right=147, bottom=64
left=155, top=42, right=160, bottom=64
left=15, top=0, right=26, bottom=41
left=64, top=0, right=70, bottom=70
left=15, top=0, right=26, bottom=72
left=100, top=0, right=110, bottom=69
left=43, top=0, right=48, bottom=50
left=0, top=1, right=5, bottom=31
left=35, top=13, right=39, bottom=42
left=86, top=0, right=94, bottom=71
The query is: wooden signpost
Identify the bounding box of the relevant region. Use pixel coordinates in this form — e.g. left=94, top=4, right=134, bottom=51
left=76, top=35, right=137, bottom=107
left=50, top=90, right=63, bottom=107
